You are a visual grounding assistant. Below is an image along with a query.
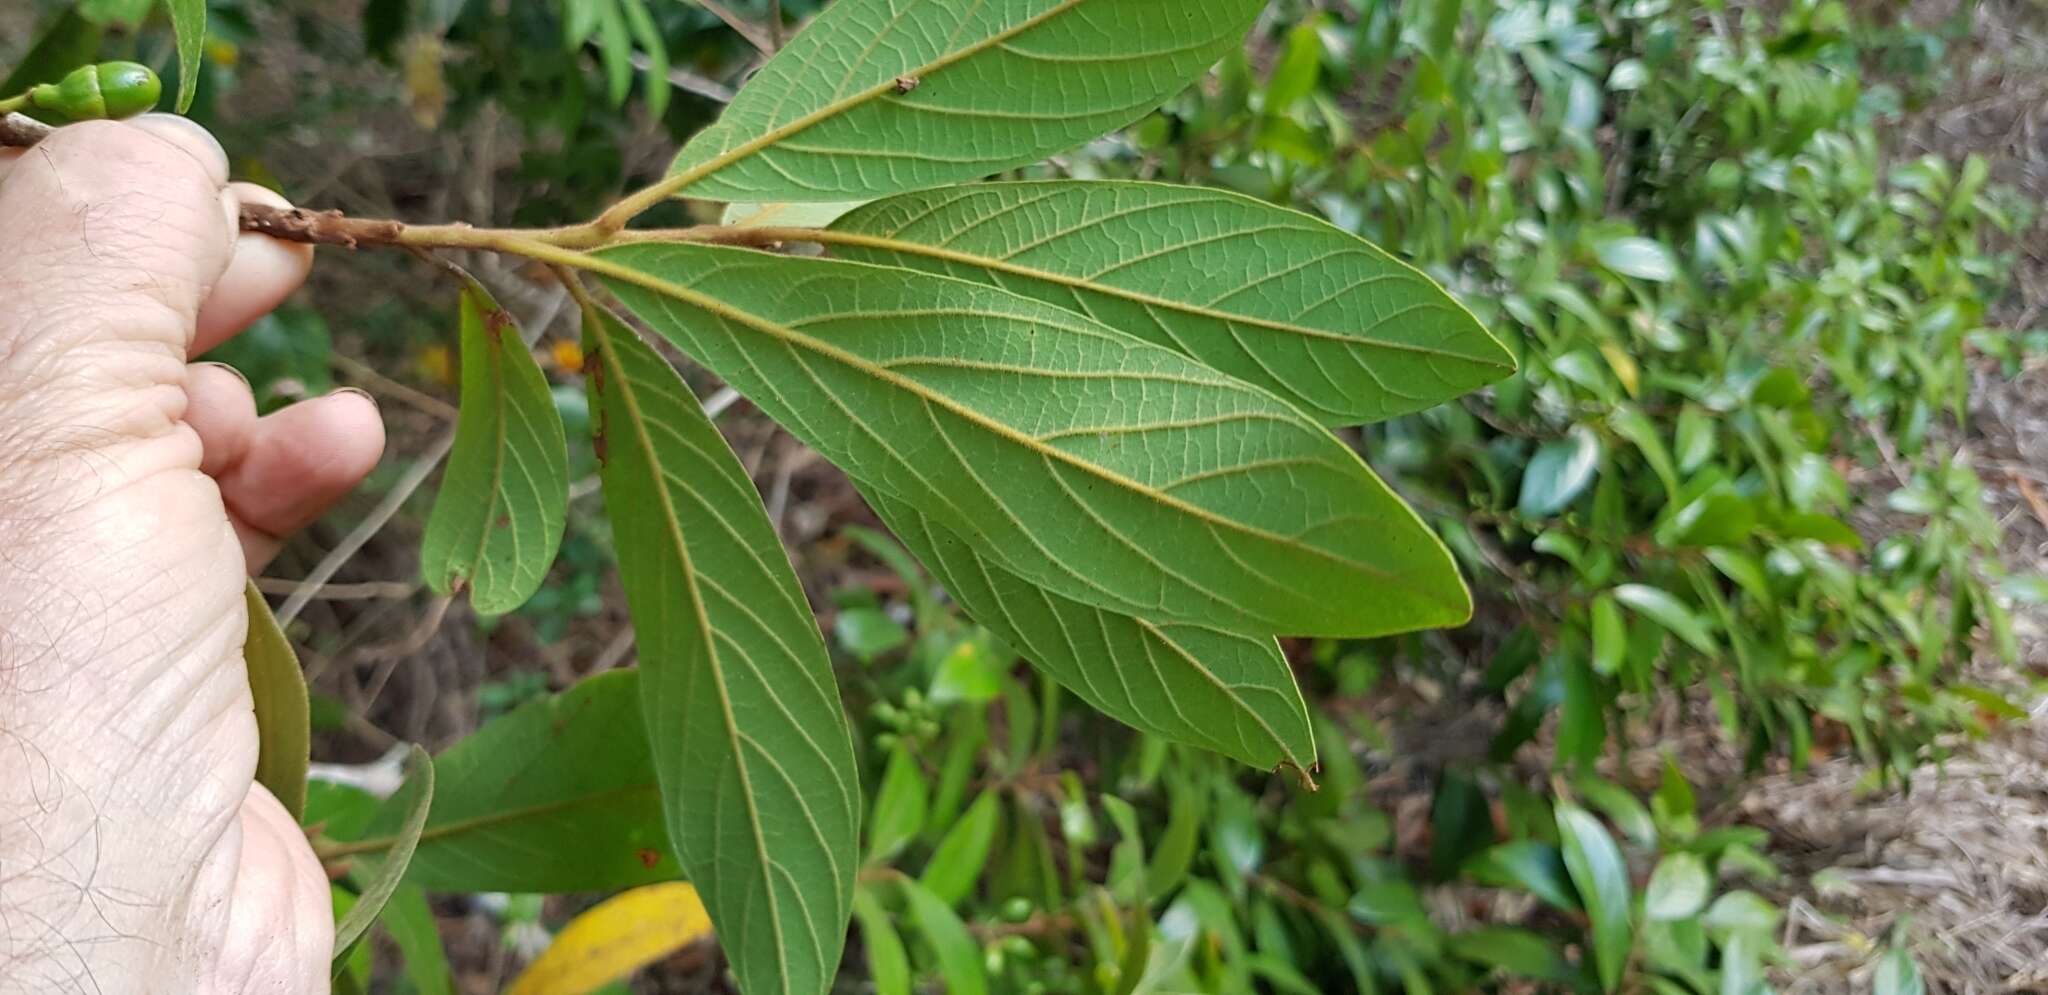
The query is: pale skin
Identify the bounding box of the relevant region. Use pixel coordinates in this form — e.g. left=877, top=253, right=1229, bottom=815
left=0, top=118, right=383, bottom=992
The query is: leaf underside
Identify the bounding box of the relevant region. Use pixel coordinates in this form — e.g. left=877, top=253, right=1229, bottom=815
left=666, top=0, right=1265, bottom=202
left=826, top=181, right=1515, bottom=426
left=420, top=276, right=570, bottom=616
left=332, top=744, right=434, bottom=972
left=165, top=0, right=204, bottom=112
left=860, top=484, right=1315, bottom=771
left=244, top=581, right=310, bottom=820
left=359, top=670, right=677, bottom=894
left=595, top=242, right=1471, bottom=639
left=586, top=306, right=860, bottom=995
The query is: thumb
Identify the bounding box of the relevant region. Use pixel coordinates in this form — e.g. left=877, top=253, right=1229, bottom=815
left=0, top=115, right=235, bottom=447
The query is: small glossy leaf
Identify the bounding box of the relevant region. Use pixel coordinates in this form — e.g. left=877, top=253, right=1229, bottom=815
left=421, top=276, right=570, bottom=615
left=1875, top=947, right=1924, bottom=995
left=1590, top=595, right=1626, bottom=677
left=1645, top=853, right=1711, bottom=921
left=862, top=486, right=1315, bottom=771
left=1702, top=890, right=1780, bottom=937
left=597, top=243, right=1470, bottom=639
left=1613, top=584, right=1717, bottom=654
left=666, top=0, right=1266, bottom=201
left=244, top=582, right=310, bottom=819
left=619, top=0, right=668, bottom=118
left=1594, top=235, right=1679, bottom=282
left=1463, top=842, right=1580, bottom=911
left=835, top=606, right=909, bottom=662
left=504, top=883, right=713, bottom=995
left=1519, top=428, right=1602, bottom=517
left=825, top=182, right=1514, bottom=426
left=333, top=744, right=434, bottom=971
left=868, top=746, right=930, bottom=864
left=1557, top=804, right=1632, bottom=993
left=165, top=0, right=204, bottom=112
left=899, top=877, right=987, bottom=995
left=921, top=790, right=999, bottom=904
left=585, top=305, right=859, bottom=995
left=382, top=885, right=454, bottom=995
left=852, top=886, right=912, bottom=995
left=356, top=671, right=676, bottom=893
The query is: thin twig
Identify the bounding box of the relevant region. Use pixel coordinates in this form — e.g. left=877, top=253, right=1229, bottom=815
left=278, top=430, right=457, bottom=626
left=694, top=0, right=779, bottom=55
left=0, top=112, right=53, bottom=147
left=253, top=578, right=419, bottom=602
left=767, top=0, right=785, bottom=49
left=331, top=352, right=459, bottom=421
left=628, top=52, right=736, bottom=103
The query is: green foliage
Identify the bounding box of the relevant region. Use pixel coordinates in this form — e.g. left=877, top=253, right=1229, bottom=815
left=243, top=581, right=309, bottom=820
left=421, top=274, right=570, bottom=615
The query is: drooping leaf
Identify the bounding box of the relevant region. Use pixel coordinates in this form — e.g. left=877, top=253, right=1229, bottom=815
left=666, top=0, right=1266, bottom=201
left=619, top=0, right=669, bottom=118
left=1463, top=841, right=1581, bottom=912
left=852, top=886, right=912, bottom=995
left=1594, top=235, right=1679, bottom=282
left=355, top=671, right=676, bottom=894
left=595, top=243, right=1470, bottom=638
left=584, top=305, right=859, bottom=995
left=821, top=182, right=1513, bottom=426
left=899, top=877, right=988, bottom=995
left=421, top=275, right=570, bottom=615
left=1446, top=927, right=1575, bottom=982
left=244, top=581, right=310, bottom=819
left=164, top=0, right=204, bottom=112
left=861, top=485, right=1315, bottom=770
left=504, top=883, right=713, bottom=995
left=1557, top=804, right=1632, bottom=993
left=381, top=884, right=455, bottom=995
left=920, top=790, right=1000, bottom=905
left=333, top=745, right=434, bottom=972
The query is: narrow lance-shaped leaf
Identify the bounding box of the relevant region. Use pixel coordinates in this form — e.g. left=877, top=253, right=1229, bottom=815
left=594, top=243, right=1470, bottom=638
left=820, top=182, right=1514, bottom=426
left=861, top=484, right=1315, bottom=771
left=355, top=671, right=677, bottom=894
left=584, top=305, right=859, bottom=995
left=333, top=745, right=434, bottom=973
left=666, top=0, right=1266, bottom=201
left=244, top=581, right=309, bottom=820
left=164, top=0, right=204, bottom=112
left=421, top=275, right=570, bottom=616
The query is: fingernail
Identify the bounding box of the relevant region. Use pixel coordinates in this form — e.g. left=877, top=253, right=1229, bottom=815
left=128, top=113, right=229, bottom=186
left=196, top=361, right=250, bottom=388
left=330, top=386, right=379, bottom=410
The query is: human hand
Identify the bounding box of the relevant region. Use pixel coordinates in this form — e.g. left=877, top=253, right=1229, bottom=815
left=0, top=118, right=386, bottom=993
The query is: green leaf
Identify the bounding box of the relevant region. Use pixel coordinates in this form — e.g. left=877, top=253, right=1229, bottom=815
left=1462, top=841, right=1580, bottom=912
left=356, top=671, right=674, bottom=892
left=835, top=606, right=910, bottom=662
left=1645, top=853, right=1711, bottom=921
left=1557, top=804, right=1633, bottom=993
left=666, top=0, right=1265, bottom=201
left=824, top=182, right=1513, bottom=426
left=853, top=886, right=912, bottom=995
left=1594, top=235, right=1679, bottom=282
left=1446, top=927, right=1574, bottom=981
left=1875, top=947, right=1924, bottom=995
left=861, top=486, right=1316, bottom=770
left=1613, top=584, right=1717, bottom=654
left=333, top=745, right=434, bottom=972
left=868, top=746, right=930, bottom=864
left=1590, top=595, right=1626, bottom=677
left=421, top=275, right=570, bottom=615
left=1574, top=776, right=1656, bottom=848
left=382, top=885, right=455, bottom=995
left=620, top=0, right=668, bottom=118
left=595, top=0, right=633, bottom=105
left=921, top=790, right=1000, bottom=904
left=244, top=582, right=309, bottom=820
left=165, top=0, right=204, bottom=112
left=584, top=305, right=859, bottom=995
left=1702, top=890, right=1780, bottom=938
left=1519, top=428, right=1602, bottom=517
left=596, top=243, right=1469, bottom=638
left=899, top=877, right=987, bottom=995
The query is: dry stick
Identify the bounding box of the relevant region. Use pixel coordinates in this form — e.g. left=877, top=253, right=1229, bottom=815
left=278, top=428, right=458, bottom=626
left=695, top=0, right=779, bottom=54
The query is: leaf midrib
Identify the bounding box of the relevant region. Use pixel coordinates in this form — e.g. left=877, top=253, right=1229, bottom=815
left=589, top=314, right=797, bottom=995
left=670, top=0, right=1093, bottom=194
left=583, top=250, right=1408, bottom=587
left=346, top=781, right=660, bottom=857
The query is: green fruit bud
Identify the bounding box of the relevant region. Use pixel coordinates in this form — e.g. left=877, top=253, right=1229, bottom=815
left=29, top=62, right=161, bottom=121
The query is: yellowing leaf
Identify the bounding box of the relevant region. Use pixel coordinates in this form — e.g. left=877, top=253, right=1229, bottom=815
left=505, top=883, right=714, bottom=995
